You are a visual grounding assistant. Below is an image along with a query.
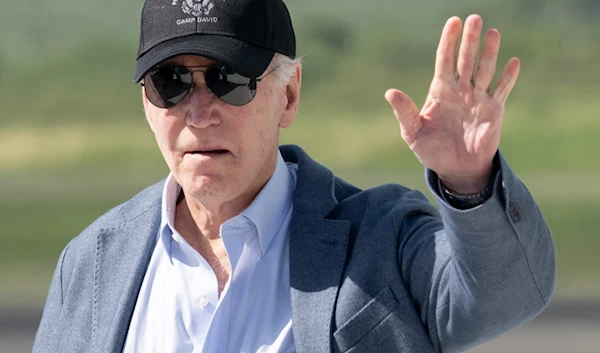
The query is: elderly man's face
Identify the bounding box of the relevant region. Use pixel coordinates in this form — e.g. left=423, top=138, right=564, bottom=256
left=143, top=55, right=300, bottom=209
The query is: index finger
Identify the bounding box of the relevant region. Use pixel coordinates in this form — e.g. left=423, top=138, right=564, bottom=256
left=434, top=17, right=463, bottom=79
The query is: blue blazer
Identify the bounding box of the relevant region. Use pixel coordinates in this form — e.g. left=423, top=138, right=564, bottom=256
left=33, top=144, right=555, bottom=353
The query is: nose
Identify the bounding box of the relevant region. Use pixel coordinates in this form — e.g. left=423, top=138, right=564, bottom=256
left=183, top=71, right=221, bottom=129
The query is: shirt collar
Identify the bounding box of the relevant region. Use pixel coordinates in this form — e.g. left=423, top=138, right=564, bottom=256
left=159, top=151, right=295, bottom=256
left=239, top=151, right=295, bottom=255
left=159, top=173, right=182, bottom=256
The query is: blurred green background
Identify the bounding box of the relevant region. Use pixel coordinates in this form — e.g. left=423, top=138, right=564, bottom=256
left=1, top=0, right=599, bottom=307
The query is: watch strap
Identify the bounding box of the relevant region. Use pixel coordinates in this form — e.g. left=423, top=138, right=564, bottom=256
left=438, top=159, right=499, bottom=210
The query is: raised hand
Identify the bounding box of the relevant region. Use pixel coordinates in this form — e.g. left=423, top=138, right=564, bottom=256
left=385, top=15, right=520, bottom=194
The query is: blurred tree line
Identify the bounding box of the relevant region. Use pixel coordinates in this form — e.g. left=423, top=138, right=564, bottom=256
left=0, top=0, right=598, bottom=124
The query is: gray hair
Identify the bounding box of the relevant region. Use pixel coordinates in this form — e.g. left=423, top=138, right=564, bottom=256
left=270, top=53, right=302, bottom=87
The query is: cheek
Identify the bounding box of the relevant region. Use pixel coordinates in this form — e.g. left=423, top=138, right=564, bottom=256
left=147, top=110, right=181, bottom=166
left=243, top=104, right=280, bottom=152
left=250, top=88, right=284, bottom=137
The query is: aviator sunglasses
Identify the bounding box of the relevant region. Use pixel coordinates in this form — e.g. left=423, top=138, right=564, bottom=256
left=141, top=64, right=277, bottom=108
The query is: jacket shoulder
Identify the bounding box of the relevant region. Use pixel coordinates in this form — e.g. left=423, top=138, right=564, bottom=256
left=64, top=180, right=164, bottom=253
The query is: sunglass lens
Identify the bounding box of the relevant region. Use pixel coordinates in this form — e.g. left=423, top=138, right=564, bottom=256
left=145, top=67, right=193, bottom=108
left=206, top=66, right=257, bottom=106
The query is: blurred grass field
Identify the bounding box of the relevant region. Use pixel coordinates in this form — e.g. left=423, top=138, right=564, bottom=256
left=1, top=106, right=599, bottom=305
left=1, top=0, right=599, bottom=307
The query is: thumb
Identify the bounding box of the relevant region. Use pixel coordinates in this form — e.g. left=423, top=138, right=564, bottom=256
left=385, top=89, right=421, bottom=137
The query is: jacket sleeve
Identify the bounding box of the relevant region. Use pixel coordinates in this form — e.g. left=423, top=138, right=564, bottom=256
left=32, top=244, right=70, bottom=353
left=398, top=151, right=556, bottom=353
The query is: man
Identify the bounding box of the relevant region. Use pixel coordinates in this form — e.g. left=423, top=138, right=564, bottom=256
left=33, top=0, right=555, bottom=352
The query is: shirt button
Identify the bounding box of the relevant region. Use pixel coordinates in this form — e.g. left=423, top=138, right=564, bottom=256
left=172, top=233, right=182, bottom=243
left=198, top=296, right=209, bottom=308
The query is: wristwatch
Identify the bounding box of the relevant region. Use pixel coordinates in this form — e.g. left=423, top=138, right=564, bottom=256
left=439, top=160, right=499, bottom=210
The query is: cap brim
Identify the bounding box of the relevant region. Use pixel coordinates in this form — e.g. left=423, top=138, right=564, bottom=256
left=134, top=34, right=275, bottom=82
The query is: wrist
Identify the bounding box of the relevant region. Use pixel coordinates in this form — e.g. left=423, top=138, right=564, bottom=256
left=438, top=166, right=493, bottom=195
left=438, top=159, right=500, bottom=209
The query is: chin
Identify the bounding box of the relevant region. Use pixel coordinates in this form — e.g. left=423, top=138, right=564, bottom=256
left=181, top=173, right=231, bottom=200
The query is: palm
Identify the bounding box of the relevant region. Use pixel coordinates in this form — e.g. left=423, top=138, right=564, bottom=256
left=408, top=77, right=504, bottom=178
left=386, top=15, right=520, bottom=193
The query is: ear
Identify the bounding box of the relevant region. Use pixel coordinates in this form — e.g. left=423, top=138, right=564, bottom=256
left=279, top=64, right=302, bottom=129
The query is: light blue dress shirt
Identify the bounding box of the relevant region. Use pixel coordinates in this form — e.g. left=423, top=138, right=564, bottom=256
left=123, top=152, right=298, bottom=353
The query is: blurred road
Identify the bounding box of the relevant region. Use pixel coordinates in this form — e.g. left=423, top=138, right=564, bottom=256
left=1, top=300, right=598, bottom=353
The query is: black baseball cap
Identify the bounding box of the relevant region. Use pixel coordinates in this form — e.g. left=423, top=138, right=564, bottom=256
left=134, top=0, right=296, bottom=82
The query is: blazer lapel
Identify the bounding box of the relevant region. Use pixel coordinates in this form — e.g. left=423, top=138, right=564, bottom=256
left=93, top=200, right=162, bottom=353
left=281, top=145, right=352, bottom=353
left=290, top=212, right=351, bottom=353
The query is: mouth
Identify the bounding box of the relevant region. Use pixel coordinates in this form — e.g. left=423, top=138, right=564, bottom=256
left=187, top=149, right=230, bottom=157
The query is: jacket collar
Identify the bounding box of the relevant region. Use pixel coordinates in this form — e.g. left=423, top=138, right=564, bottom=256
left=281, top=144, right=352, bottom=353
left=96, top=199, right=162, bottom=353
left=279, top=144, right=340, bottom=216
